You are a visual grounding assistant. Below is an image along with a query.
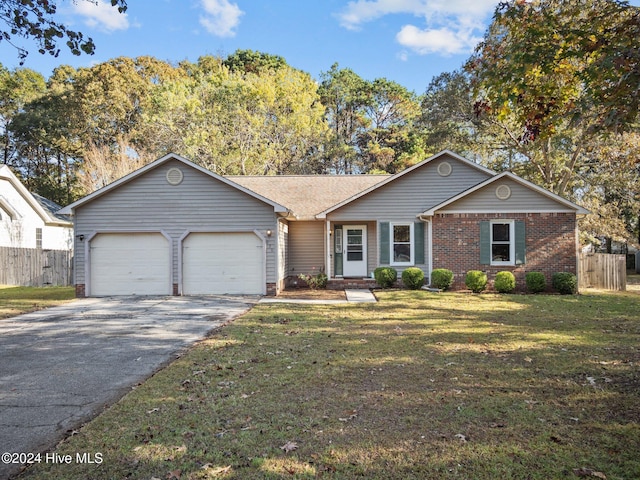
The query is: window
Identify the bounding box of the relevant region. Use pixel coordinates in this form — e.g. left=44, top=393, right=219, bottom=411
left=490, top=221, right=514, bottom=265
left=391, top=223, right=413, bottom=265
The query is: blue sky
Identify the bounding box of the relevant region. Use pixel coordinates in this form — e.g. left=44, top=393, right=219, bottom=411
left=1, top=0, right=638, bottom=94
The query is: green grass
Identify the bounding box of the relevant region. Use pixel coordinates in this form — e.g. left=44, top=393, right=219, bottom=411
left=18, top=290, right=640, bottom=480
left=0, top=285, right=75, bottom=319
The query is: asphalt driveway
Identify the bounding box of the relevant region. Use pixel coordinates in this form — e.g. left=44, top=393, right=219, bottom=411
left=0, top=295, right=257, bottom=479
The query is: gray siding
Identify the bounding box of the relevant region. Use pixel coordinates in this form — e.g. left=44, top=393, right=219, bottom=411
left=439, top=178, right=575, bottom=212
left=288, top=221, right=325, bottom=276
left=74, top=159, right=278, bottom=286
left=327, top=155, right=491, bottom=222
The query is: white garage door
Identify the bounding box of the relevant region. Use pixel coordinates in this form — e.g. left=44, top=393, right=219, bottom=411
left=90, top=233, right=171, bottom=296
left=182, top=232, right=264, bottom=295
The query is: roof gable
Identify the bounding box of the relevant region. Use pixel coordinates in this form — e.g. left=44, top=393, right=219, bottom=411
left=317, top=150, right=495, bottom=218
left=423, top=171, right=590, bottom=216
left=0, top=165, right=71, bottom=226
left=58, top=153, right=289, bottom=215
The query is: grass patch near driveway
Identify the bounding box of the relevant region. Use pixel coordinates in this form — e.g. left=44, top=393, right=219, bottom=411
left=0, top=285, right=75, bottom=319
left=19, top=291, right=639, bottom=479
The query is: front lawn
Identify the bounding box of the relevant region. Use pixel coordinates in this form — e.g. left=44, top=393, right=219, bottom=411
left=19, top=290, right=640, bottom=480
left=0, top=285, right=75, bottom=319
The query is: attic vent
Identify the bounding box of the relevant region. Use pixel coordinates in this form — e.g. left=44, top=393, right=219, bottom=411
left=495, top=185, right=512, bottom=200
left=437, top=161, right=452, bottom=177
left=166, top=167, right=183, bottom=186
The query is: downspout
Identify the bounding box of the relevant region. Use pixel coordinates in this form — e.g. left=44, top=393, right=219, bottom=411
left=418, top=214, right=433, bottom=285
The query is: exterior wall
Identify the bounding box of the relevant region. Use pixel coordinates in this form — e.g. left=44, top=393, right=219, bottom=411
left=288, top=221, right=325, bottom=277
left=73, top=159, right=278, bottom=293
left=432, top=212, right=577, bottom=290
left=441, top=178, right=569, bottom=212
left=0, top=180, right=72, bottom=250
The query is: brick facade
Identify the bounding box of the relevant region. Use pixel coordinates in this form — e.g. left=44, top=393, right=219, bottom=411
left=432, top=212, right=577, bottom=291
left=75, top=283, right=86, bottom=298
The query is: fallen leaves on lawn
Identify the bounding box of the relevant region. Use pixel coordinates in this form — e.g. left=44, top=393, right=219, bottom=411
left=280, top=441, right=298, bottom=453
left=573, top=467, right=607, bottom=478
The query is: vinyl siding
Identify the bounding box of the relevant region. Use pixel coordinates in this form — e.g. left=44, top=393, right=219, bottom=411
left=440, top=178, right=574, bottom=212
left=326, top=155, right=491, bottom=222
left=288, top=221, right=325, bottom=276
left=74, top=159, right=278, bottom=286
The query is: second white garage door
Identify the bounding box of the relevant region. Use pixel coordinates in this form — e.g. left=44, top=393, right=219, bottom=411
left=182, top=232, right=264, bottom=295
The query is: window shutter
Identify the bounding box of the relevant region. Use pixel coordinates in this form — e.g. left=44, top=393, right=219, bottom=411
left=480, top=221, right=490, bottom=265
left=379, top=222, right=390, bottom=264
left=515, top=220, right=526, bottom=265
left=414, top=222, right=425, bottom=264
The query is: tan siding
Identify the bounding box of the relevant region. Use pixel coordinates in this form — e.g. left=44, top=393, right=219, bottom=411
left=288, top=221, right=325, bottom=276
left=327, top=155, right=490, bottom=222
left=74, top=160, right=278, bottom=286
left=441, top=179, right=572, bottom=212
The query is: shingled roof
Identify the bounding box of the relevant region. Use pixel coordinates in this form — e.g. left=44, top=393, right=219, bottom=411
left=229, top=174, right=390, bottom=219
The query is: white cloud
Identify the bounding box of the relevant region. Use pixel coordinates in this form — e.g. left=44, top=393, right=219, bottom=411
left=337, top=0, right=495, bottom=56
left=73, top=0, right=130, bottom=32
left=396, top=24, right=482, bottom=56
left=199, top=0, right=244, bottom=38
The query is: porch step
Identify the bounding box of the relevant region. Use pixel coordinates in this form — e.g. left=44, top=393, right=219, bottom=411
left=327, top=278, right=377, bottom=290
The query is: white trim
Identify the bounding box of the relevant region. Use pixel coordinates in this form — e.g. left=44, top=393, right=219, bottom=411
left=390, top=222, right=414, bottom=266
left=427, top=219, right=433, bottom=282
left=0, top=165, right=71, bottom=226
left=58, top=153, right=289, bottom=215
left=316, top=150, right=495, bottom=218
left=423, top=171, right=589, bottom=216
left=326, top=220, right=332, bottom=279
left=489, top=220, right=515, bottom=266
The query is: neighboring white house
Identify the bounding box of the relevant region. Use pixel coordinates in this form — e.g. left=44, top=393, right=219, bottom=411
left=0, top=165, right=73, bottom=250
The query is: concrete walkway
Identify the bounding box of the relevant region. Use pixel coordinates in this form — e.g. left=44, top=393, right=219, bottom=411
left=259, top=289, right=377, bottom=305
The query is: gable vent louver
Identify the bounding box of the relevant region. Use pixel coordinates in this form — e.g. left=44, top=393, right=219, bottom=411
left=495, top=185, right=512, bottom=200
left=437, top=161, right=452, bottom=177
left=166, top=167, right=184, bottom=186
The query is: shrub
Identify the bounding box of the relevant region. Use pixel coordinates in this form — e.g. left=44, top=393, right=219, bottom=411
left=494, top=271, right=516, bottom=293
left=525, top=272, right=546, bottom=293
left=552, top=272, right=577, bottom=295
left=465, top=270, right=487, bottom=293
left=298, top=272, right=328, bottom=290
left=374, top=267, right=397, bottom=288
left=430, top=268, right=454, bottom=290
left=402, top=267, right=425, bottom=290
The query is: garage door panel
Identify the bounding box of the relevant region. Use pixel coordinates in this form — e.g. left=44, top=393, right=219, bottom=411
left=183, top=232, right=263, bottom=295
left=90, top=233, right=170, bottom=296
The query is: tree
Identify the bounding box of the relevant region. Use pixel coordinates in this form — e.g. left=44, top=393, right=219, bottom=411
left=223, top=49, right=287, bottom=74
left=0, top=0, right=127, bottom=63
left=464, top=0, right=640, bottom=247
left=0, top=64, right=46, bottom=165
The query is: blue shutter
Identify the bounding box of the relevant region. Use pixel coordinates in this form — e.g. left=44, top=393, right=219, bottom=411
left=379, top=222, right=390, bottom=264
left=515, top=221, right=526, bottom=265
left=480, top=221, right=490, bottom=265
left=414, top=222, right=425, bottom=265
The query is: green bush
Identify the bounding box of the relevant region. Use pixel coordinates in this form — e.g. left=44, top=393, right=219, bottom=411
left=525, top=272, right=546, bottom=293
left=465, top=270, right=487, bottom=293
left=494, top=271, right=516, bottom=293
left=552, top=272, right=577, bottom=295
left=374, top=267, right=397, bottom=288
left=430, top=268, right=454, bottom=290
left=401, top=267, right=425, bottom=290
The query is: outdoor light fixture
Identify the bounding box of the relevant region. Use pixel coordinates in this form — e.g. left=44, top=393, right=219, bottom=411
left=266, top=229, right=273, bottom=237
left=76, top=234, right=85, bottom=241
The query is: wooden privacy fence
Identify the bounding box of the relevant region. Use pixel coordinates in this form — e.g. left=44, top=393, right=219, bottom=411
left=0, top=247, right=73, bottom=287
left=579, top=253, right=626, bottom=291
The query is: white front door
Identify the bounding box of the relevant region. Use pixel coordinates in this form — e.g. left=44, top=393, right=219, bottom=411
left=343, top=225, right=367, bottom=277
